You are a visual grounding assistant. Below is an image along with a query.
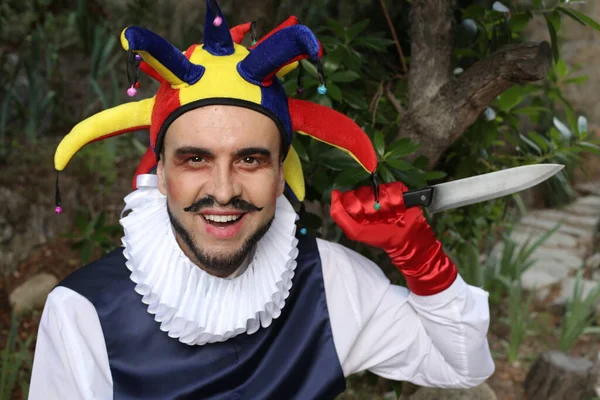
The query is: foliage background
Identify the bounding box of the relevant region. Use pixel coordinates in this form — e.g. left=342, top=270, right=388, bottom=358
left=1, top=0, right=600, bottom=398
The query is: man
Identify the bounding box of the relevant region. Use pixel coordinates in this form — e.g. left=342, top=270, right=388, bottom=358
left=29, top=2, right=495, bottom=399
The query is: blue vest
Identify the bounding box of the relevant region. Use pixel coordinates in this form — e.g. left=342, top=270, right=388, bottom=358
left=59, top=233, right=346, bottom=400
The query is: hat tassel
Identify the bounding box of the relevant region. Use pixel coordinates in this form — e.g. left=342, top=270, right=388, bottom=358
left=55, top=172, right=62, bottom=214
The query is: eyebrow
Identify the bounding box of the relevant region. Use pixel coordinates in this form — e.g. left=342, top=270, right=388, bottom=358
left=174, top=147, right=214, bottom=158
left=173, top=146, right=272, bottom=159
left=235, top=147, right=271, bottom=158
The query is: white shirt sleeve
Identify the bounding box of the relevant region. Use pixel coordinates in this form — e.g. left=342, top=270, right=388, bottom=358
left=28, top=286, right=113, bottom=400
left=318, top=238, right=495, bottom=389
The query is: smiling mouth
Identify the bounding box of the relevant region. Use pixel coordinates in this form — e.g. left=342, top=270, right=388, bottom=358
left=201, top=213, right=246, bottom=227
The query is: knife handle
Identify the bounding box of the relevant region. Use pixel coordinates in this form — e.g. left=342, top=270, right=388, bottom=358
left=403, top=187, right=434, bottom=208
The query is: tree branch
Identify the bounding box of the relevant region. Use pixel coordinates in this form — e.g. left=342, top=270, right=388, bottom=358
left=447, top=41, right=553, bottom=123
left=399, top=41, right=553, bottom=168
left=384, top=81, right=406, bottom=118
left=408, top=0, right=455, bottom=111
left=379, top=0, right=408, bottom=74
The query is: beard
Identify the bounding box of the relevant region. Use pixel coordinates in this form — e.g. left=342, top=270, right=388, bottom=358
left=167, top=203, right=274, bottom=277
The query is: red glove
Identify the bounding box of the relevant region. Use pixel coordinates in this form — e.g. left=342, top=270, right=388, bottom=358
left=330, top=181, right=457, bottom=296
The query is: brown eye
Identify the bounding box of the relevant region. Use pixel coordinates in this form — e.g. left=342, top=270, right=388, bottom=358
left=242, top=157, right=258, bottom=164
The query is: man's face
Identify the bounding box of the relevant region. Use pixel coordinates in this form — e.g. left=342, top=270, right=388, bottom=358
left=157, top=105, right=285, bottom=277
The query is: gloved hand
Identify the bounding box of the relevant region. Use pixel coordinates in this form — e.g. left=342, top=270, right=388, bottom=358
left=330, top=181, right=457, bottom=296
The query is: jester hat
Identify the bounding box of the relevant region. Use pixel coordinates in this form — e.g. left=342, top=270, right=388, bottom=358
left=53, top=0, right=378, bottom=212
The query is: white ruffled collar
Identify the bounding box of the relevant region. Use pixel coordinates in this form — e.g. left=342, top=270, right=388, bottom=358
left=119, top=174, right=300, bottom=346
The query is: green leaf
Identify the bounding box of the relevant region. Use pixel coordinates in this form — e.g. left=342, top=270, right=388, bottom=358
left=342, top=48, right=362, bottom=73
left=563, top=76, right=589, bottom=85
left=553, top=117, right=572, bottom=140
left=353, top=37, right=394, bottom=52
left=543, top=14, right=559, bottom=62
left=519, top=133, right=542, bottom=155
left=330, top=70, right=361, bottom=83
left=299, top=59, right=318, bottom=78
left=314, top=93, right=332, bottom=108
left=345, top=19, right=370, bottom=41
left=323, top=47, right=345, bottom=73
left=292, top=136, right=309, bottom=162
left=385, top=158, right=413, bottom=171
left=509, top=11, right=533, bottom=33
left=554, top=58, right=568, bottom=78
left=579, top=141, right=600, bottom=155
left=424, top=170, right=448, bottom=180
left=378, top=164, right=396, bottom=183
left=513, top=106, right=548, bottom=117
left=320, top=148, right=360, bottom=170
left=558, top=6, right=600, bottom=31
left=326, top=82, right=343, bottom=102
left=384, top=138, right=420, bottom=158
left=326, top=18, right=346, bottom=39
left=577, top=115, right=589, bottom=135
left=334, top=168, right=370, bottom=188
left=497, top=86, right=525, bottom=111
left=312, top=170, right=331, bottom=194
left=343, top=90, right=369, bottom=110
left=526, top=131, right=550, bottom=153
left=373, top=131, right=385, bottom=157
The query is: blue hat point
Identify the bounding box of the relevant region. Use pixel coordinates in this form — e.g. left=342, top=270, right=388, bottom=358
left=204, top=0, right=234, bottom=56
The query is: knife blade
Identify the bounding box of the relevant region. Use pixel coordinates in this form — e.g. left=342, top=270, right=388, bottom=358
left=402, top=163, right=564, bottom=213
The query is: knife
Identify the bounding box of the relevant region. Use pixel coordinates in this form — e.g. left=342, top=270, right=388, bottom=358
left=402, top=163, right=564, bottom=213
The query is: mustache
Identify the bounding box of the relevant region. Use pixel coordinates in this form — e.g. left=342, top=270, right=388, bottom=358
left=183, top=196, right=264, bottom=213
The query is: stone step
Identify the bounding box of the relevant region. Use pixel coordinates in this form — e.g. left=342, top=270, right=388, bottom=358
left=522, top=262, right=572, bottom=291
left=563, top=202, right=600, bottom=218
left=574, top=182, right=600, bottom=196
left=554, top=276, right=600, bottom=314
left=573, top=195, right=600, bottom=208
left=528, top=209, right=599, bottom=230
left=519, top=216, right=592, bottom=240
left=509, top=229, right=580, bottom=252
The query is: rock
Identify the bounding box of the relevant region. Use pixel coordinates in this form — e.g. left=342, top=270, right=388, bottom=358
left=0, top=186, right=73, bottom=276
left=521, top=261, right=572, bottom=291
left=524, top=350, right=598, bottom=400
left=575, top=196, right=600, bottom=209
left=383, top=391, right=398, bottom=400
left=519, top=215, right=591, bottom=238
left=509, top=229, right=579, bottom=251
left=489, top=242, right=583, bottom=294
left=530, top=248, right=584, bottom=270
left=0, top=214, right=14, bottom=243
left=9, top=273, right=58, bottom=315
left=530, top=209, right=599, bottom=230
left=564, top=202, right=600, bottom=218
left=555, top=277, right=600, bottom=310
left=575, top=182, right=600, bottom=197
left=409, top=383, right=497, bottom=400
left=587, top=253, right=600, bottom=269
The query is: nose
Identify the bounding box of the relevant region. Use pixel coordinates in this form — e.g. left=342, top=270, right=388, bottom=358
left=209, top=162, right=242, bottom=206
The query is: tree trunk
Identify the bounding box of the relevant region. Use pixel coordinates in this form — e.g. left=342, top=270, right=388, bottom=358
left=523, top=350, right=599, bottom=400
left=399, top=0, right=553, bottom=169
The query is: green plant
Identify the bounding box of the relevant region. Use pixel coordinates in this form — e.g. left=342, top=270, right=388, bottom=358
left=484, top=224, right=560, bottom=304
left=64, top=209, right=123, bottom=263
left=499, top=277, right=536, bottom=364
left=0, top=314, right=33, bottom=400
left=558, top=270, right=600, bottom=352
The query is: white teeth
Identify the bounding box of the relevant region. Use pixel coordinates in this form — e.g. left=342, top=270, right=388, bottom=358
left=203, top=214, right=241, bottom=223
